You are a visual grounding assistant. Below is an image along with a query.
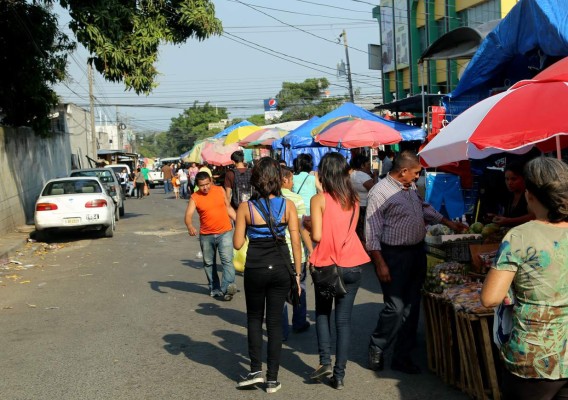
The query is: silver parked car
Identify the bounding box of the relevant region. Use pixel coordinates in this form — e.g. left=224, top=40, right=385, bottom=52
left=70, top=168, right=125, bottom=218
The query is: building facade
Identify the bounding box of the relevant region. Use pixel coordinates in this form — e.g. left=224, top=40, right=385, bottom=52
left=374, top=0, right=517, bottom=105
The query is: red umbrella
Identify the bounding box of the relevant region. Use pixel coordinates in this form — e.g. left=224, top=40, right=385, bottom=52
left=201, top=139, right=241, bottom=166
left=419, top=57, right=568, bottom=167
left=314, top=118, right=402, bottom=149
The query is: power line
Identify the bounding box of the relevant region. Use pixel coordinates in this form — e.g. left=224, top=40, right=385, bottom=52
left=229, top=0, right=370, bottom=55
left=289, top=0, right=370, bottom=14
left=225, top=0, right=374, bottom=22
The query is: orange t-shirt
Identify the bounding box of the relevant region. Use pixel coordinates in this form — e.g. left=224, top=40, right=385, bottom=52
left=191, top=185, right=232, bottom=235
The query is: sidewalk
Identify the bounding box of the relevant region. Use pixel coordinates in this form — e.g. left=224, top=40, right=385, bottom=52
left=0, top=227, right=33, bottom=260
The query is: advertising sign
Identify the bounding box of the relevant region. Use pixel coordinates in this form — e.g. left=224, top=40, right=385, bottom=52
left=380, top=0, right=394, bottom=73
left=263, top=98, right=278, bottom=111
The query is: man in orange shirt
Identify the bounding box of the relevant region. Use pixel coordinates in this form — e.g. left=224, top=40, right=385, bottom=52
left=185, top=172, right=238, bottom=300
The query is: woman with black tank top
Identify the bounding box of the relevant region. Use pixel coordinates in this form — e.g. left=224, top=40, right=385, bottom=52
left=233, top=157, right=302, bottom=394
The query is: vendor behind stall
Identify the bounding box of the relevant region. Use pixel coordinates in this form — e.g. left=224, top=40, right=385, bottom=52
left=488, top=161, right=534, bottom=227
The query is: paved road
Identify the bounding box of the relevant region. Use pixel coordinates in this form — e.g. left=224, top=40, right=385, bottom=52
left=0, top=189, right=468, bottom=400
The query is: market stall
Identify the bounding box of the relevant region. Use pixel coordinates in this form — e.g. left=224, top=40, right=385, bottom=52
left=423, top=225, right=502, bottom=400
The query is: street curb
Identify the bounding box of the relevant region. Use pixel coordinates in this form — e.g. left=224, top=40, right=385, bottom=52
left=0, top=232, right=31, bottom=260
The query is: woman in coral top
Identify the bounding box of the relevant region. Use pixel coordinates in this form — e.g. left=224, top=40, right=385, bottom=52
left=308, top=152, right=370, bottom=389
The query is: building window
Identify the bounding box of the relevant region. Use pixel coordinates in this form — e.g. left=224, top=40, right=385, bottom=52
left=464, top=0, right=500, bottom=26
left=418, top=26, right=427, bottom=54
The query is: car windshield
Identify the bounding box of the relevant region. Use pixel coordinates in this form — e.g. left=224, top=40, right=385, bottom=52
left=71, top=170, right=115, bottom=184
left=43, top=180, right=103, bottom=195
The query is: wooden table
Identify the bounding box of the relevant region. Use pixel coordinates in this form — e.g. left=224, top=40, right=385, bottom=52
left=423, top=292, right=501, bottom=399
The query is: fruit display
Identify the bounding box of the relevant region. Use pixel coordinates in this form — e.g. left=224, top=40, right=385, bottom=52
left=426, top=224, right=453, bottom=237
left=424, top=262, right=469, bottom=294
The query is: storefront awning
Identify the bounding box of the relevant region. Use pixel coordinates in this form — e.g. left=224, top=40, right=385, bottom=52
left=373, top=94, right=443, bottom=113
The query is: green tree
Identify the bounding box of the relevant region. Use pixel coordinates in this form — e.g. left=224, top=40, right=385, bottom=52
left=1, top=0, right=222, bottom=135
left=160, top=102, right=228, bottom=156
left=247, top=114, right=266, bottom=126
left=275, top=78, right=344, bottom=122
left=0, top=2, right=75, bottom=134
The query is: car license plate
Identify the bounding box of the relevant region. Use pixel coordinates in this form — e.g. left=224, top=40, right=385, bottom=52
left=64, top=217, right=81, bottom=225
left=86, top=214, right=99, bottom=221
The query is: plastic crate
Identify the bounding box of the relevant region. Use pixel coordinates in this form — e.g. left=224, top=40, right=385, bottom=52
left=427, top=238, right=484, bottom=263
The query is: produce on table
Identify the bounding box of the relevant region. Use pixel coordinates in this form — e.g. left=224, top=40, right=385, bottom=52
left=424, top=262, right=468, bottom=294
left=481, top=223, right=500, bottom=238
left=469, top=222, right=484, bottom=234
left=426, top=224, right=453, bottom=236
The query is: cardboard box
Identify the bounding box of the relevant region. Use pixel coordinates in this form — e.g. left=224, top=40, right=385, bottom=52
left=469, top=243, right=500, bottom=274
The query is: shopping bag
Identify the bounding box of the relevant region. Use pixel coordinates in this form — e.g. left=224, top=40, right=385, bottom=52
left=233, top=237, right=248, bottom=273
left=144, top=184, right=150, bottom=196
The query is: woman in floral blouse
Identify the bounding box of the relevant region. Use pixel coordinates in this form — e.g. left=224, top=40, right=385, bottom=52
left=481, top=157, right=568, bottom=400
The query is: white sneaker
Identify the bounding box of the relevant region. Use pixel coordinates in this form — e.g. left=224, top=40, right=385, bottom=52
left=237, top=371, right=264, bottom=388
left=266, top=381, right=281, bottom=394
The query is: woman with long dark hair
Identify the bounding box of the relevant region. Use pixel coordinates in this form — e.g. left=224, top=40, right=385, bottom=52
left=233, top=157, right=302, bottom=394
left=481, top=157, right=568, bottom=400
left=308, top=152, right=370, bottom=389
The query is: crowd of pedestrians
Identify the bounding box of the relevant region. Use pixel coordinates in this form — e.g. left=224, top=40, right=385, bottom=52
left=178, top=150, right=567, bottom=399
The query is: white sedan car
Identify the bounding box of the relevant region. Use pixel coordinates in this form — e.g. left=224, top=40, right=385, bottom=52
left=34, top=177, right=116, bottom=239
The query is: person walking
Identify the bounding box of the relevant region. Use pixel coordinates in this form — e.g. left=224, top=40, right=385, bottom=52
left=225, top=150, right=252, bottom=211
left=177, top=166, right=189, bottom=199
left=184, top=172, right=238, bottom=300
left=292, top=154, right=318, bottom=216
left=233, top=157, right=302, bottom=394
left=134, top=167, right=146, bottom=199
left=280, top=166, right=313, bottom=340
left=481, top=157, right=568, bottom=400
left=188, top=162, right=199, bottom=193
left=307, top=152, right=370, bottom=390
left=366, top=151, right=466, bottom=374
left=349, top=153, right=375, bottom=246
left=162, top=162, right=173, bottom=194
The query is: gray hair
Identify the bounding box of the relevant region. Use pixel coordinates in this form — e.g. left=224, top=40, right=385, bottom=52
left=524, top=157, right=568, bottom=222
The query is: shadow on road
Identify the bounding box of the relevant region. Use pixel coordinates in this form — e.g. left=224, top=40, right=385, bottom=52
left=149, top=280, right=209, bottom=295
left=163, top=333, right=249, bottom=382
left=180, top=258, right=203, bottom=269
left=195, top=302, right=246, bottom=328
left=119, top=212, right=148, bottom=219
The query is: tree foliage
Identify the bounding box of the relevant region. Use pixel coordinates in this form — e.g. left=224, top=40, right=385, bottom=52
left=0, top=1, right=75, bottom=134
left=60, top=0, right=223, bottom=94
left=158, top=102, right=228, bottom=156
left=275, top=78, right=344, bottom=122
left=0, top=0, right=222, bottom=135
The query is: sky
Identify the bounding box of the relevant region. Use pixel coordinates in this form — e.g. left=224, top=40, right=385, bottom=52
left=53, top=0, right=383, bottom=133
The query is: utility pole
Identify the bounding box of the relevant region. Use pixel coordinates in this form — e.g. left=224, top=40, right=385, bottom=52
left=88, top=63, right=97, bottom=160
left=340, top=29, right=355, bottom=103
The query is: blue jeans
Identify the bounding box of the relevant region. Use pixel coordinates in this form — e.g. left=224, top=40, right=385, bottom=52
left=315, top=265, right=362, bottom=380
left=164, top=179, right=172, bottom=193
left=179, top=181, right=188, bottom=198
left=199, top=231, right=235, bottom=294
left=282, top=262, right=308, bottom=338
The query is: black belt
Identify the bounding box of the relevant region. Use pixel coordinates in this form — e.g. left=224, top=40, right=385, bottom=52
left=380, top=241, right=424, bottom=250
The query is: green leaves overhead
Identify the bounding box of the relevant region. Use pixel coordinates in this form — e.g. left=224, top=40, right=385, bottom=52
left=0, top=0, right=222, bottom=135
left=61, top=0, right=223, bottom=94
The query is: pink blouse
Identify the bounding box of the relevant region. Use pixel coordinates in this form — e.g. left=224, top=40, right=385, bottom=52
left=309, top=193, right=370, bottom=268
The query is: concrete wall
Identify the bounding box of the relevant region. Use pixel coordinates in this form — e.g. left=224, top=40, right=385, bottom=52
left=0, top=126, right=72, bottom=234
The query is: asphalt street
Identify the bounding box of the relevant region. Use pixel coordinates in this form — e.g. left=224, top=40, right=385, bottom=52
left=0, top=188, right=468, bottom=400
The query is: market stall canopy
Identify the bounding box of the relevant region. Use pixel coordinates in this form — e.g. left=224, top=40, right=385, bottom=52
left=212, top=120, right=254, bottom=139
left=201, top=139, right=242, bottom=166
left=419, top=57, right=568, bottom=167
left=313, top=117, right=402, bottom=148
left=283, top=102, right=424, bottom=148
left=224, top=124, right=261, bottom=145
left=444, top=0, right=568, bottom=118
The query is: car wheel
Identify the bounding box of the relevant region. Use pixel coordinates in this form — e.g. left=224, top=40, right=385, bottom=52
left=115, top=205, right=120, bottom=221
left=103, top=218, right=115, bottom=238
left=119, top=203, right=125, bottom=217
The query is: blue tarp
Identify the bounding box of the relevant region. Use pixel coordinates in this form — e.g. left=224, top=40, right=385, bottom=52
left=212, top=120, right=254, bottom=139
left=281, top=116, right=321, bottom=148
left=444, top=0, right=568, bottom=118
left=280, top=147, right=350, bottom=168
